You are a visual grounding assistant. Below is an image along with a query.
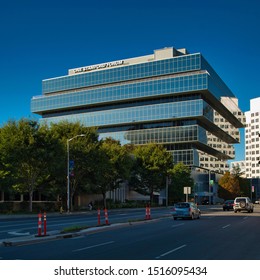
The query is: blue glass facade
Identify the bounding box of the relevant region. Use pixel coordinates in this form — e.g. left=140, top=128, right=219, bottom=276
left=41, top=53, right=201, bottom=94
left=32, top=73, right=209, bottom=113
left=31, top=47, right=243, bottom=165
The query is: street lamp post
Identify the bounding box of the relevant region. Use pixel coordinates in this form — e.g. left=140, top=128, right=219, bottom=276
left=67, top=134, right=85, bottom=213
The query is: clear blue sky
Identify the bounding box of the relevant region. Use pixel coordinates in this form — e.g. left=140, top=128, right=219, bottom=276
left=1, top=0, right=259, bottom=160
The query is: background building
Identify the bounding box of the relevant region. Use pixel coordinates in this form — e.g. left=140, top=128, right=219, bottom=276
left=245, top=97, right=260, bottom=178
left=199, top=97, right=245, bottom=173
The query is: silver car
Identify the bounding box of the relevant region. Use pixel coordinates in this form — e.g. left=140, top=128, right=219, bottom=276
left=170, top=202, right=201, bottom=220
left=233, top=197, right=254, bottom=213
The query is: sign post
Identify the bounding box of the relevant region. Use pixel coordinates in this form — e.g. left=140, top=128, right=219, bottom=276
left=184, top=187, right=191, bottom=202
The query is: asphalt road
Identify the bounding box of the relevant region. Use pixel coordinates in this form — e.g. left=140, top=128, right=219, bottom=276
left=0, top=208, right=170, bottom=240
left=1, top=205, right=260, bottom=260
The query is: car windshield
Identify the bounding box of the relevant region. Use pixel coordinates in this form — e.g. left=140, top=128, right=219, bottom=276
left=175, top=203, right=190, bottom=208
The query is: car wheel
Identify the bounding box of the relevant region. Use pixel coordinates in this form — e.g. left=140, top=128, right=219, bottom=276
left=173, top=217, right=177, bottom=220
left=234, top=210, right=237, bottom=213
left=240, top=201, right=246, bottom=208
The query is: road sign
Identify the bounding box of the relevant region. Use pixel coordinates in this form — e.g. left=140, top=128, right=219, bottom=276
left=184, top=187, right=191, bottom=194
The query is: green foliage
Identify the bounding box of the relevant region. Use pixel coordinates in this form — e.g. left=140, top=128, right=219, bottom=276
left=129, top=143, right=173, bottom=202
left=168, top=162, right=194, bottom=202
left=239, top=177, right=251, bottom=197
left=0, top=119, right=100, bottom=212
left=89, top=138, right=134, bottom=208
left=0, top=118, right=195, bottom=212
left=61, top=225, right=90, bottom=233
left=48, top=121, right=100, bottom=210
left=0, top=119, right=63, bottom=211
left=0, top=201, right=58, bottom=213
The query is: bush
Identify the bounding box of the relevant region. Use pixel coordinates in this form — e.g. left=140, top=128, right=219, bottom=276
left=0, top=201, right=59, bottom=213
left=106, top=199, right=148, bottom=209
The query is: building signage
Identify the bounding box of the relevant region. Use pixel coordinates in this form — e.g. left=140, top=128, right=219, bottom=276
left=72, top=60, right=124, bottom=74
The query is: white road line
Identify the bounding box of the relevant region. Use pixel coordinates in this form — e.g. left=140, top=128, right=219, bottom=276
left=156, top=244, right=187, bottom=259
left=73, top=241, right=115, bottom=252
left=222, top=224, right=231, bottom=229
left=8, top=231, right=30, bottom=236
left=243, top=217, right=248, bottom=220
left=171, top=223, right=185, bottom=228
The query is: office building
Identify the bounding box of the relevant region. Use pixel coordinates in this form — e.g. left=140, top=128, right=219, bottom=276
left=199, top=97, right=245, bottom=173
left=31, top=47, right=244, bottom=168
left=245, top=97, right=260, bottom=178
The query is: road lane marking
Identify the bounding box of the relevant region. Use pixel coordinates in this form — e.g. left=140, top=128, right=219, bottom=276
left=156, top=244, right=187, bottom=259
left=222, top=224, right=231, bottom=229
left=243, top=217, right=248, bottom=220
left=73, top=241, right=115, bottom=252
left=171, top=223, right=185, bottom=228
left=8, top=231, right=30, bottom=236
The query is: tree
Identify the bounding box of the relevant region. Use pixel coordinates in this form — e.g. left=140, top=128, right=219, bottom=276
left=231, top=165, right=245, bottom=178
left=49, top=121, right=99, bottom=211
left=239, top=177, right=251, bottom=198
left=0, top=119, right=63, bottom=212
left=89, top=138, right=134, bottom=208
left=218, top=171, right=240, bottom=199
left=230, top=165, right=250, bottom=197
left=129, top=143, right=173, bottom=204
left=168, top=162, right=194, bottom=202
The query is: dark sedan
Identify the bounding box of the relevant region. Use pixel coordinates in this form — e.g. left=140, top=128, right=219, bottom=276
left=223, top=200, right=234, bottom=211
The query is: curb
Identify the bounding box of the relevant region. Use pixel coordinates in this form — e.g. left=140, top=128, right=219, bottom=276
left=1, top=232, right=82, bottom=247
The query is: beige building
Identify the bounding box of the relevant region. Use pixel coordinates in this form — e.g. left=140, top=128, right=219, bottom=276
left=245, top=97, right=260, bottom=178
left=199, top=97, right=245, bottom=173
